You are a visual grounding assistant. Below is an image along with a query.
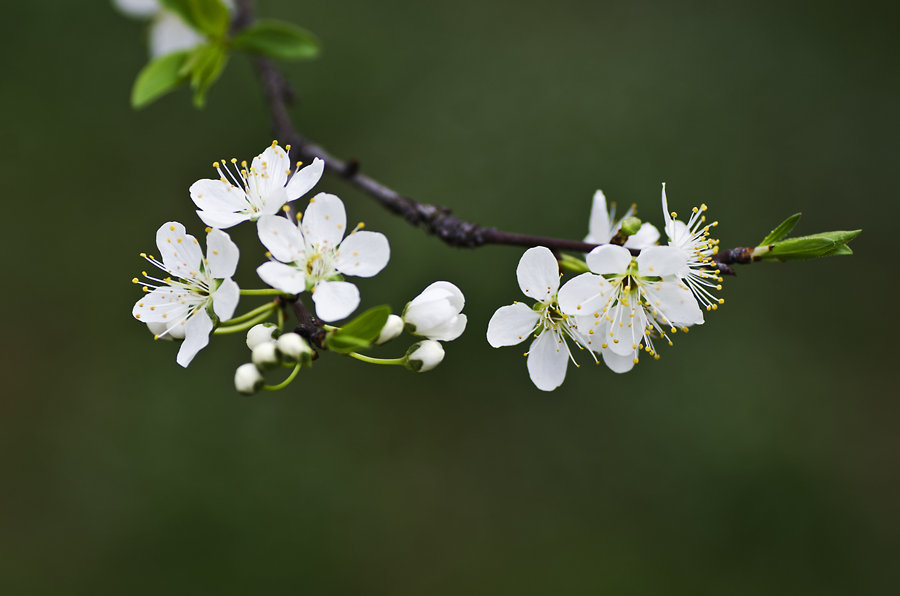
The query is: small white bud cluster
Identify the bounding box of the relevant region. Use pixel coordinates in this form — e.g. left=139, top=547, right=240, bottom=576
left=234, top=324, right=312, bottom=395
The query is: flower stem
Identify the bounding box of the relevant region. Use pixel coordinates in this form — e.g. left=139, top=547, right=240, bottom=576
left=347, top=352, right=406, bottom=366
left=262, top=363, right=302, bottom=391
left=240, top=288, right=289, bottom=296
left=220, top=301, right=277, bottom=325
left=214, top=310, right=274, bottom=334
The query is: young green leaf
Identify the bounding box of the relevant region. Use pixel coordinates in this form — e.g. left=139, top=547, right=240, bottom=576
left=759, top=212, right=802, bottom=246
left=325, top=305, right=392, bottom=354
left=232, top=19, right=321, bottom=60
left=131, top=50, right=191, bottom=109
left=184, top=43, right=228, bottom=107
left=160, top=0, right=230, bottom=37
left=757, top=229, right=861, bottom=261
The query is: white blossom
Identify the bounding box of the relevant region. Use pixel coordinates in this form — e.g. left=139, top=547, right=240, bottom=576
left=132, top=222, right=240, bottom=367
left=406, top=340, right=445, bottom=372
left=585, top=189, right=660, bottom=249
left=403, top=281, right=467, bottom=341
left=256, top=193, right=390, bottom=322
left=190, top=142, right=324, bottom=229
left=113, top=0, right=204, bottom=58
left=558, top=244, right=704, bottom=373
left=486, top=247, right=590, bottom=391
left=660, top=184, right=724, bottom=311
left=234, top=363, right=264, bottom=395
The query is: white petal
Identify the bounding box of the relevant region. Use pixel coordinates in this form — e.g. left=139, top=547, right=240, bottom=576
left=284, top=157, right=325, bottom=201
left=302, top=193, right=347, bottom=249
left=526, top=331, right=569, bottom=392
left=257, top=261, right=306, bottom=294
left=585, top=189, right=612, bottom=244
left=149, top=11, right=203, bottom=58
left=486, top=303, right=540, bottom=347
left=249, top=144, right=291, bottom=202
left=155, top=221, right=203, bottom=278
left=196, top=210, right=250, bottom=230
left=666, top=220, right=692, bottom=251
left=206, top=229, right=240, bottom=278
left=424, top=314, right=467, bottom=342
left=661, top=183, right=676, bottom=239
left=190, top=178, right=248, bottom=214
left=645, top=281, right=704, bottom=327
left=258, top=186, right=289, bottom=217
left=516, top=246, right=559, bottom=301
left=312, top=280, right=360, bottom=322
left=257, top=215, right=305, bottom=264
left=113, top=0, right=159, bottom=18
left=405, top=300, right=459, bottom=333
left=212, top=278, right=240, bottom=321
left=557, top=272, right=612, bottom=317
left=176, top=309, right=213, bottom=367
left=132, top=287, right=190, bottom=323
left=585, top=244, right=632, bottom=275
left=335, top=231, right=390, bottom=278
left=607, top=303, right=644, bottom=356
left=637, top=245, right=686, bottom=278
left=623, top=223, right=661, bottom=249
left=601, top=347, right=636, bottom=374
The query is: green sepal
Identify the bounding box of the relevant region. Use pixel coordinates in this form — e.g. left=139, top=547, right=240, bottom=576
left=755, top=229, right=861, bottom=261
left=325, top=305, right=391, bottom=354
left=759, top=212, right=802, bottom=246
left=231, top=19, right=322, bottom=60
left=159, top=0, right=230, bottom=37
left=131, top=50, right=191, bottom=109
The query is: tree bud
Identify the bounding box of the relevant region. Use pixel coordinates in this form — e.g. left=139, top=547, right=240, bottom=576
left=405, top=340, right=445, bottom=373
left=246, top=323, right=278, bottom=349
left=376, top=314, right=404, bottom=344
left=251, top=341, right=281, bottom=369
left=277, top=333, right=313, bottom=364
left=234, top=363, right=264, bottom=395
left=402, top=281, right=467, bottom=342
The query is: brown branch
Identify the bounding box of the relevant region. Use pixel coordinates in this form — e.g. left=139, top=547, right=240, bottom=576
left=235, top=0, right=749, bottom=275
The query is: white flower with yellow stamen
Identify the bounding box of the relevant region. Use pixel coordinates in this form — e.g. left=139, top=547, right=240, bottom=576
left=486, top=247, right=591, bottom=391
left=660, top=184, right=725, bottom=311
left=256, top=193, right=390, bottom=322
left=558, top=244, right=704, bottom=373
left=585, top=189, right=660, bottom=249
left=190, top=141, right=324, bottom=229
left=132, top=222, right=240, bottom=367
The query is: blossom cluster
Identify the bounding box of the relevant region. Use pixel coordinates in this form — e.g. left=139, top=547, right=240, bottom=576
left=132, top=142, right=467, bottom=391
left=487, top=186, right=723, bottom=391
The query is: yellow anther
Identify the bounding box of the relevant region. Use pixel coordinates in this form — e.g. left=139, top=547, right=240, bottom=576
left=131, top=277, right=139, bottom=283
left=271, top=140, right=278, bottom=146
left=241, top=160, right=248, bottom=168
left=140, top=252, right=147, bottom=258
left=231, top=158, right=237, bottom=164
left=142, top=286, right=149, bottom=292
left=153, top=334, right=160, bottom=340
left=285, top=144, right=292, bottom=151
left=169, top=225, right=175, bottom=231
left=283, top=205, right=291, bottom=213
left=671, top=211, right=677, bottom=218
left=213, top=161, right=219, bottom=168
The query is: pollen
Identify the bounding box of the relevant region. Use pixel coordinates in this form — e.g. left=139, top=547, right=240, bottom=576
left=132, top=277, right=139, bottom=284
left=205, top=227, right=212, bottom=233
left=169, top=225, right=175, bottom=231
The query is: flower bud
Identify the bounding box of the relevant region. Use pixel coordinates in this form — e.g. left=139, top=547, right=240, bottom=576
left=251, top=341, right=281, bottom=370
left=620, top=216, right=643, bottom=237
left=376, top=314, right=404, bottom=345
left=246, top=323, right=278, bottom=350
left=402, top=281, right=467, bottom=342
left=276, top=333, right=313, bottom=365
left=147, top=321, right=185, bottom=341
left=405, top=340, right=445, bottom=373
left=234, top=363, right=264, bottom=395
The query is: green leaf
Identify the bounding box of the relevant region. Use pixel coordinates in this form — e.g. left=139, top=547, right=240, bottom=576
left=759, top=212, right=802, bottom=246
left=757, top=229, right=861, bottom=261
left=160, top=0, right=230, bottom=37
left=183, top=43, right=228, bottom=107
left=559, top=253, right=590, bottom=274
left=131, top=50, right=191, bottom=109
left=325, top=305, right=391, bottom=354
left=232, top=19, right=321, bottom=60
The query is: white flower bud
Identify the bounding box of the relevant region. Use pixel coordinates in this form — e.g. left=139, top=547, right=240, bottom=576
left=234, top=363, right=264, bottom=395
left=147, top=321, right=185, bottom=341
left=405, top=340, right=445, bottom=373
left=251, top=341, right=281, bottom=369
left=403, top=281, right=467, bottom=342
left=246, top=323, right=278, bottom=349
left=276, top=333, right=313, bottom=364
left=376, top=314, right=404, bottom=345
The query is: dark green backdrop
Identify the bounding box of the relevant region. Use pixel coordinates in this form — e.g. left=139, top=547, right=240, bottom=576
left=1, top=0, right=897, bottom=593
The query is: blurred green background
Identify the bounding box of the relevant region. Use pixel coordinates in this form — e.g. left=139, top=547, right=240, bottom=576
left=1, top=0, right=897, bottom=593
